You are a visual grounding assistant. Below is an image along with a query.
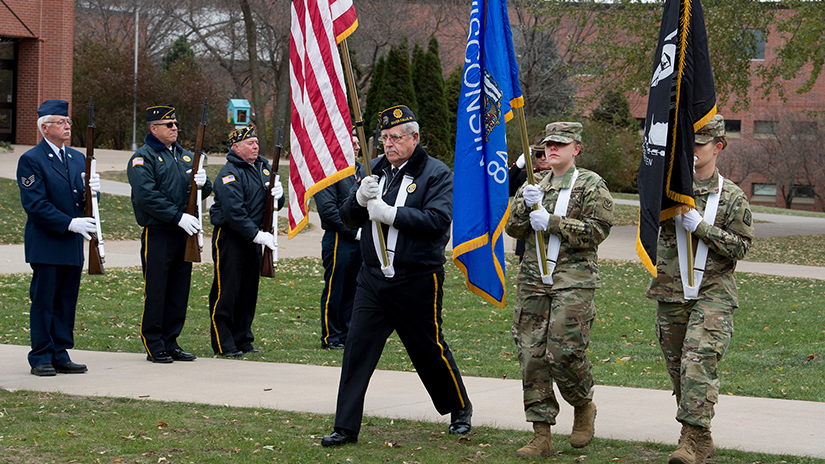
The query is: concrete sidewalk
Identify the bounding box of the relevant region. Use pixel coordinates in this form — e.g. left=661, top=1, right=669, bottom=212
left=1, top=344, right=823, bottom=459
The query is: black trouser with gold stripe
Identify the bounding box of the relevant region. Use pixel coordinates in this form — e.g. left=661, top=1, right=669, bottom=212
left=320, top=230, right=362, bottom=346
left=333, top=268, right=470, bottom=434
left=140, top=226, right=192, bottom=357
left=208, top=226, right=261, bottom=354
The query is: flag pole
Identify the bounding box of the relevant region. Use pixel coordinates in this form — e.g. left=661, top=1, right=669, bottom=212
left=339, top=38, right=390, bottom=265
left=514, top=106, right=550, bottom=277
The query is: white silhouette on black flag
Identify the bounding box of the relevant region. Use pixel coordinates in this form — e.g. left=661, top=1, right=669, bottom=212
left=636, top=0, right=717, bottom=276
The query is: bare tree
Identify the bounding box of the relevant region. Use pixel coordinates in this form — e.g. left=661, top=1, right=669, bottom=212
left=744, top=110, right=825, bottom=209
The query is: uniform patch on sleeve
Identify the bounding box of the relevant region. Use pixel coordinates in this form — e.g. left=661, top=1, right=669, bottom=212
left=132, top=157, right=144, bottom=167
left=743, top=209, right=752, bottom=226
left=222, top=174, right=236, bottom=184
left=20, top=174, right=35, bottom=188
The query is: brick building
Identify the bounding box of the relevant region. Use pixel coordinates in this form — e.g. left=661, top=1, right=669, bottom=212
left=0, top=0, right=75, bottom=145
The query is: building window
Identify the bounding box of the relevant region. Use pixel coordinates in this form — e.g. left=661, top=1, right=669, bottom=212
left=741, top=29, right=766, bottom=61
left=792, top=121, right=818, bottom=140
left=753, top=183, right=776, bottom=196
left=792, top=184, right=815, bottom=205
left=725, top=119, right=741, bottom=139
left=753, top=120, right=778, bottom=139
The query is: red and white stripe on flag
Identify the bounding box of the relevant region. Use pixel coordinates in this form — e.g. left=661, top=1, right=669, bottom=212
left=288, top=0, right=357, bottom=238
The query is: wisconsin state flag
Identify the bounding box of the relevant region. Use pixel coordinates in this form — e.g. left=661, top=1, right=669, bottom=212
left=636, top=0, right=717, bottom=275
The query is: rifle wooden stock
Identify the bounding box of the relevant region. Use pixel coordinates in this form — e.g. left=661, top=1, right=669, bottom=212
left=261, top=121, right=284, bottom=278
left=85, top=103, right=104, bottom=275
left=184, top=100, right=209, bottom=263
left=183, top=147, right=204, bottom=263
left=260, top=164, right=278, bottom=278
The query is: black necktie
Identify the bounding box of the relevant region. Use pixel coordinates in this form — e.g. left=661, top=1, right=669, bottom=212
left=59, top=148, right=68, bottom=171
left=391, top=167, right=398, bottom=178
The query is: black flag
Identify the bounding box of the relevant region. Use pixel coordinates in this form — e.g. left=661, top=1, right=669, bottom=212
left=636, top=0, right=717, bottom=276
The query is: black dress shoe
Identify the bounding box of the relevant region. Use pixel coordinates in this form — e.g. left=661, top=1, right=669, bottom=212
left=171, top=348, right=197, bottom=361
left=31, top=363, right=56, bottom=376
left=242, top=348, right=263, bottom=354
left=147, top=351, right=174, bottom=363
left=322, top=342, right=345, bottom=350
left=220, top=350, right=244, bottom=358
left=321, top=429, right=358, bottom=447
left=54, top=361, right=87, bottom=374
left=449, top=401, right=473, bottom=434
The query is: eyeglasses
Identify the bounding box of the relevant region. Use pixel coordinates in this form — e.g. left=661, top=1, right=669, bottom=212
left=46, top=118, right=72, bottom=127
left=379, top=132, right=410, bottom=144
left=535, top=152, right=547, bottom=159
left=153, top=121, right=180, bottom=129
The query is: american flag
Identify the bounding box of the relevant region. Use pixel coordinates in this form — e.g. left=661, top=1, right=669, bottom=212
left=288, top=0, right=358, bottom=237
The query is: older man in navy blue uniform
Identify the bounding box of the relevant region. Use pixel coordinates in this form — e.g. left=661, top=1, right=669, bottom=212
left=208, top=125, right=283, bottom=357
left=17, top=99, right=100, bottom=376
left=321, top=106, right=472, bottom=447
left=127, top=105, right=211, bottom=364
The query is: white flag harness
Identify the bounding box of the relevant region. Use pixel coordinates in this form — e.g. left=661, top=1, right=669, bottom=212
left=535, top=168, right=579, bottom=285
left=674, top=173, right=723, bottom=300
left=371, top=173, right=415, bottom=278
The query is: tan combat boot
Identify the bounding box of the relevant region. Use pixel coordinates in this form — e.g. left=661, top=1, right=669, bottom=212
left=669, top=423, right=700, bottom=464
left=570, top=401, right=597, bottom=448
left=515, top=422, right=554, bottom=458
left=694, top=426, right=715, bottom=464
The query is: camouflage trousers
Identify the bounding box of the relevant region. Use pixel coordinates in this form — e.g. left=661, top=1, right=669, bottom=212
left=512, top=285, right=596, bottom=424
left=656, top=300, right=734, bottom=428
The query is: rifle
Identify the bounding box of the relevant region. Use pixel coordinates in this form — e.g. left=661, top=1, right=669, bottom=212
left=85, top=97, right=105, bottom=275
left=260, top=119, right=284, bottom=278
left=184, top=98, right=208, bottom=263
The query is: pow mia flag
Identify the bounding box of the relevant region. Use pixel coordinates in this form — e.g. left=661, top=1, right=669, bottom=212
left=636, top=0, right=717, bottom=276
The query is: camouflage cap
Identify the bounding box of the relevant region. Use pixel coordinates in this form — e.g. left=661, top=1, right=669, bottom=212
left=541, top=122, right=582, bottom=144
left=695, top=114, right=725, bottom=144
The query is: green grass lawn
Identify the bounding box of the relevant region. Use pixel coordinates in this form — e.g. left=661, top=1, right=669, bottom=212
left=2, top=389, right=821, bottom=464
left=1, top=256, right=822, bottom=403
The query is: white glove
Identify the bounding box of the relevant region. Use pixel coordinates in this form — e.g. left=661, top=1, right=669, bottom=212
left=529, top=206, right=551, bottom=231
left=68, top=217, right=96, bottom=240
left=515, top=152, right=526, bottom=169
left=270, top=174, right=283, bottom=199
left=81, top=172, right=101, bottom=193
left=355, top=229, right=361, bottom=241
left=253, top=230, right=277, bottom=251
left=177, top=213, right=199, bottom=236
left=367, top=198, right=397, bottom=225
left=682, top=209, right=704, bottom=233
left=523, top=184, right=544, bottom=208
left=356, top=175, right=380, bottom=207
left=187, top=168, right=207, bottom=188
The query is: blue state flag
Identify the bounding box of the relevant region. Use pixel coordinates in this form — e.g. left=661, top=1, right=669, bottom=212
left=452, top=0, right=523, bottom=308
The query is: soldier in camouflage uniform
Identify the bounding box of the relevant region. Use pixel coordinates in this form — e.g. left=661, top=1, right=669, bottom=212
left=505, top=122, right=614, bottom=457
left=645, top=114, right=754, bottom=464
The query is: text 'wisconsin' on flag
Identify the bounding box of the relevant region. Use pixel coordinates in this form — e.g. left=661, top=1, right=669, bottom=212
left=288, top=0, right=358, bottom=238
left=452, top=0, right=523, bottom=308
left=636, top=0, right=716, bottom=275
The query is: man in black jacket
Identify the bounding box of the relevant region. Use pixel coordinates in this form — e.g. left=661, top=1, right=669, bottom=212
left=314, top=130, right=363, bottom=350
left=127, top=105, right=211, bottom=364
left=321, top=105, right=472, bottom=447
left=208, top=125, right=284, bottom=357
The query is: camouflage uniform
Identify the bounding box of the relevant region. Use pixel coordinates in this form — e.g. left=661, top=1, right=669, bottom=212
left=645, top=167, right=754, bottom=428
left=505, top=164, right=614, bottom=424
